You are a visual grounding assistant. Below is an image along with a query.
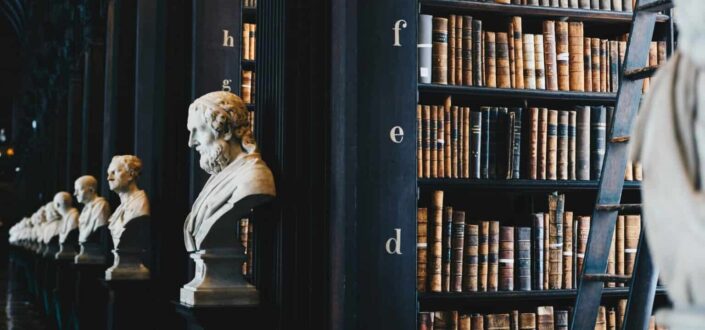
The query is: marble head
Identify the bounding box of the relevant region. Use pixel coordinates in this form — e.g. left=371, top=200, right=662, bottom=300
left=53, top=191, right=73, bottom=216
left=74, top=175, right=98, bottom=204
left=107, top=155, right=142, bottom=192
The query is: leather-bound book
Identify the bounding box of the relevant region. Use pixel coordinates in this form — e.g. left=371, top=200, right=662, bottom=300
left=634, top=162, right=643, bottom=181
left=616, top=215, right=625, bottom=286
left=470, top=109, right=481, bottom=179
left=551, top=0, right=560, bottom=6
left=543, top=213, right=550, bottom=289
left=485, top=32, right=497, bottom=88
left=438, top=104, right=445, bottom=178
left=584, top=37, right=592, bottom=92
left=464, top=107, right=472, bottom=178
left=517, top=227, right=532, bottom=291
left=486, top=314, right=511, bottom=330
left=507, top=111, right=516, bottom=179
left=451, top=311, right=460, bottom=330
left=424, top=105, right=431, bottom=178
left=481, top=107, right=491, bottom=179
left=497, top=32, right=511, bottom=88
left=418, top=105, right=423, bottom=177
left=463, top=17, right=473, bottom=86
left=612, top=0, right=622, bottom=10
left=243, top=23, right=251, bottom=61
left=558, top=111, right=569, bottom=180
left=590, top=106, right=606, bottom=180
left=547, top=110, right=558, bottom=180
left=445, top=103, right=452, bottom=177
left=417, top=208, right=429, bottom=292
left=556, top=22, right=570, bottom=91
left=459, top=108, right=465, bottom=178
left=543, top=21, right=558, bottom=91
left=459, top=314, right=471, bottom=330
left=435, top=311, right=449, bottom=330
left=249, top=24, right=256, bottom=60
left=610, top=41, right=619, bottom=92
left=607, top=228, right=616, bottom=288
left=419, top=14, right=433, bottom=84
left=533, top=213, right=545, bottom=290
left=496, top=0, right=511, bottom=3
left=568, top=111, right=577, bottom=180
left=456, top=16, right=464, bottom=85
left=576, top=106, right=590, bottom=180
left=568, top=22, right=584, bottom=91
left=471, top=314, right=484, bottom=330
left=488, top=221, right=500, bottom=292
left=510, top=107, right=523, bottom=179
left=600, top=39, right=608, bottom=92
left=555, top=310, right=569, bottom=330
left=520, top=313, right=536, bottom=330
left=625, top=160, right=634, bottom=180
left=548, top=192, right=565, bottom=289
left=600, top=0, right=611, bottom=10
left=497, top=108, right=509, bottom=179
left=489, top=108, right=499, bottom=179
left=499, top=226, right=515, bottom=291
left=419, top=312, right=433, bottom=330
left=451, top=211, right=466, bottom=292
left=430, top=191, right=444, bottom=292
left=591, top=0, right=599, bottom=9
left=560, top=0, right=569, bottom=7
left=431, top=106, right=438, bottom=178
left=529, top=107, right=539, bottom=179
left=538, top=108, right=548, bottom=179
left=432, top=17, right=449, bottom=84
left=591, top=38, right=601, bottom=92
left=449, top=15, right=456, bottom=85
left=242, top=70, right=253, bottom=104
left=570, top=0, right=579, bottom=7
left=617, top=299, right=627, bottom=329
left=479, top=221, right=490, bottom=291
left=452, top=106, right=459, bottom=178
left=608, top=309, right=617, bottom=330
left=442, top=206, right=453, bottom=291
left=625, top=215, right=640, bottom=276
left=596, top=307, right=607, bottom=330
left=657, top=40, right=666, bottom=65
left=523, top=34, right=536, bottom=89
left=540, top=0, right=550, bottom=5
left=576, top=216, right=590, bottom=276
left=563, top=212, right=573, bottom=289
left=509, top=22, right=516, bottom=88
left=464, top=224, right=479, bottom=292
left=513, top=17, right=525, bottom=89
left=579, top=0, right=590, bottom=8
left=624, top=0, right=633, bottom=11
left=534, top=34, right=546, bottom=89
left=511, top=310, right=519, bottom=330
left=473, top=19, right=484, bottom=86
left=537, top=307, right=554, bottom=330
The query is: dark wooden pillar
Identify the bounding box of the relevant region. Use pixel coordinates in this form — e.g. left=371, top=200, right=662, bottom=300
left=66, top=67, right=83, bottom=188
left=82, top=22, right=106, bottom=182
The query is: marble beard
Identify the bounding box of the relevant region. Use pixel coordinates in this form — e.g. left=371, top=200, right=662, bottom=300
left=181, top=91, right=275, bottom=306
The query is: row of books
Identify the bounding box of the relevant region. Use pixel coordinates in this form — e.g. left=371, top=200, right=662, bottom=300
left=419, top=15, right=666, bottom=93
left=239, top=218, right=254, bottom=277
left=243, top=0, right=257, bottom=8
left=418, top=300, right=667, bottom=330
left=493, top=0, right=638, bottom=12
left=242, top=70, right=255, bottom=105
left=416, top=103, right=643, bottom=181
left=417, top=191, right=642, bottom=293
left=243, top=23, right=256, bottom=61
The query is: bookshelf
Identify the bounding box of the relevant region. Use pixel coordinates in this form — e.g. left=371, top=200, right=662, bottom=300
left=418, top=179, right=641, bottom=192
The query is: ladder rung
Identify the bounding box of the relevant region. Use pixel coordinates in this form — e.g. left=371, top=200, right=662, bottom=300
left=583, top=273, right=632, bottom=284
left=637, top=0, right=674, bottom=12
left=624, top=66, right=659, bottom=80
left=611, top=136, right=630, bottom=143
left=595, top=203, right=642, bottom=213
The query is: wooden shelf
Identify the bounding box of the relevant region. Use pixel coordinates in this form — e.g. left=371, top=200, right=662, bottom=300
left=247, top=104, right=255, bottom=111
left=243, top=7, right=257, bottom=22
left=242, top=60, right=255, bottom=70
left=418, top=178, right=641, bottom=192
left=419, top=287, right=668, bottom=310
left=420, top=0, right=670, bottom=24
left=419, top=84, right=617, bottom=104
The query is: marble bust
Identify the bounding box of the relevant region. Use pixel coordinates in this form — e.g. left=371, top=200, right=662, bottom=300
left=41, top=201, right=62, bottom=257
left=181, top=91, right=275, bottom=306
left=105, top=155, right=151, bottom=280
left=54, top=192, right=80, bottom=259
left=74, top=175, right=111, bottom=264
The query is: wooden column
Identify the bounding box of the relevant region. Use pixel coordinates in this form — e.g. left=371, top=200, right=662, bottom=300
left=66, top=67, right=83, bottom=188
left=81, top=30, right=106, bottom=181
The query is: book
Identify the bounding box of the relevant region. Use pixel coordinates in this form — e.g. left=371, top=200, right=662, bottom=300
left=473, top=19, right=484, bottom=86
left=431, top=106, right=438, bottom=178
left=607, top=230, right=615, bottom=287
left=472, top=314, right=484, bottom=330
left=568, top=22, right=584, bottom=91
left=520, top=313, right=536, bottom=330
left=418, top=105, right=423, bottom=177
left=485, top=32, right=497, bottom=87
left=463, top=224, right=479, bottom=291
left=509, top=107, right=523, bottom=179
left=513, top=17, right=525, bottom=89
left=486, top=314, right=511, bottom=330
left=543, top=21, right=558, bottom=91
left=497, top=108, right=509, bottom=179
left=610, top=40, right=619, bottom=92
left=555, top=310, right=569, bottom=330
left=488, top=221, right=500, bottom=291
left=538, top=108, right=548, bottom=179
left=534, top=34, right=546, bottom=89
left=438, top=104, right=445, bottom=178
left=547, top=110, right=558, bottom=180
left=591, top=106, right=606, bottom=180
left=596, top=307, right=607, bottom=330
left=417, top=208, right=428, bottom=292
left=576, top=216, right=590, bottom=276
left=529, top=108, right=539, bottom=179
left=533, top=213, right=544, bottom=290
left=616, top=215, right=625, bottom=287
left=419, top=312, right=433, bottom=330
left=479, top=221, right=490, bottom=291
left=430, top=191, right=444, bottom=292
left=548, top=193, right=564, bottom=289
left=468, top=108, right=477, bottom=179
left=489, top=108, right=499, bottom=179
left=563, top=212, right=573, bottom=289
left=449, top=15, right=456, bottom=85
left=424, top=106, right=431, bottom=178
left=432, top=17, right=448, bottom=84
left=568, top=111, right=577, bottom=180
left=600, top=39, right=608, bottom=92
left=591, top=38, right=601, bottom=92
left=612, top=0, right=623, bottom=10
left=556, top=22, right=569, bottom=91
left=608, top=309, right=617, bottom=330
left=418, top=15, right=433, bottom=84
left=442, top=206, right=453, bottom=291
left=584, top=37, right=592, bottom=92
left=523, top=34, right=536, bottom=89
left=481, top=107, right=491, bottom=179
left=517, top=227, right=532, bottom=291
left=557, top=111, right=569, bottom=180
left=511, top=311, right=519, bottom=330
left=499, top=226, right=515, bottom=291
left=242, top=70, right=253, bottom=104
left=543, top=212, right=550, bottom=289
left=459, top=314, right=471, bottom=330
left=497, top=32, right=511, bottom=88
left=456, top=16, right=464, bottom=85
left=576, top=106, right=590, bottom=180
left=451, top=211, right=465, bottom=292
left=537, top=306, right=554, bottom=330
left=243, top=23, right=251, bottom=61
left=249, top=24, right=256, bottom=60
left=451, top=107, right=459, bottom=177
left=625, top=215, right=640, bottom=276
left=463, top=17, right=473, bottom=86
left=445, top=103, right=452, bottom=177
left=459, top=107, right=465, bottom=178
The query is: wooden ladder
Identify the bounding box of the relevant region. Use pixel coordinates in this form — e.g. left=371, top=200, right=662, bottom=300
left=570, top=0, right=674, bottom=329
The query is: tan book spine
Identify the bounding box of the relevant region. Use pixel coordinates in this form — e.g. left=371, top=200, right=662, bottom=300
left=617, top=299, right=627, bottom=329
left=449, top=15, right=456, bottom=85
left=608, top=309, right=617, bottom=330
left=509, top=22, right=516, bottom=88
left=649, top=316, right=657, bottom=330
left=431, top=106, right=438, bottom=178
left=576, top=216, right=590, bottom=276
left=519, top=313, right=536, bottom=330
left=543, top=212, right=550, bottom=289
left=634, top=162, right=643, bottom=181
left=463, top=107, right=471, bottom=178
left=485, top=31, right=497, bottom=88
left=625, top=159, right=634, bottom=180
left=488, top=221, right=500, bottom=292
left=556, top=22, right=570, bottom=91
left=242, top=70, right=253, bottom=104
left=479, top=221, right=490, bottom=292
left=543, top=21, right=558, bottom=91
left=418, top=105, right=423, bottom=178
left=558, top=110, right=569, bottom=180
left=548, top=193, right=564, bottom=289
left=548, top=110, right=558, bottom=180
left=513, top=17, right=525, bottom=89
left=249, top=24, right=256, bottom=60
left=511, top=310, right=519, bottom=330
left=600, top=39, right=608, bottom=92
left=522, top=34, right=536, bottom=89
left=607, top=229, right=616, bottom=287
left=432, top=17, right=449, bottom=84
left=451, top=211, right=466, bottom=292
left=616, top=215, right=625, bottom=287
left=463, top=17, right=473, bottom=86
left=499, top=226, right=515, bottom=291
left=243, top=24, right=251, bottom=61
left=529, top=107, right=539, bottom=179
left=456, top=16, right=464, bottom=85
left=596, top=306, right=607, bottom=330
left=538, top=108, right=548, bottom=179
left=430, top=191, right=444, bottom=292
left=472, top=314, right=484, bottom=330
left=459, top=108, right=465, bottom=178
left=459, top=314, right=471, bottom=330
left=424, top=106, right=431, bottom=178
left=537, top=306, right=554, bottom=330
left=584, top=37, right=592, bottom=92
left=625, top=215, right=641, bottom=276
left=438, top=104, right=445, bottom=178
left=463, top=224, right=479, bottom=291
left=534, top=34, right=546, bottom=89
left=417, top=208, right=428, bottom=292
left=445, top=101, right=452, bottom=177
left=497, top=32, right=511, bottom=88
left=591, top=38, right=601, bottom=92
left=657, top=40, right=667, bottom=65
left=486, top=314, right=511, bottom=330
left=647, top=41, right=658, bottom=91
left=568, top=22, right=584, bottom=91
left=563, top=211, right=573, bottom=289
left=452, top=106, right=459, bottom=178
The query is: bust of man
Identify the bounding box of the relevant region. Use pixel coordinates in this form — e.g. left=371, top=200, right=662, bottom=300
left=55, top=192, right=79, bottom=243
left=41, top=201, right=62, bottom=244
left=106, top=155, right=150, bottom=246
left=75, top=175, right=111, bottom=243
left=183, top=91, right=275, bottom=251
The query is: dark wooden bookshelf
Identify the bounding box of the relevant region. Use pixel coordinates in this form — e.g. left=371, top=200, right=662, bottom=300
left=246, top=104, right=255, bottom=111
left=417, top=178, right=641, bottom=192
left=243, top=6, right=257, bottom=23
left=419, top=0, right=670, bottom=23
left=242, top=59, right=256, bottom=71
left=419, top=83, right=617, bottom=104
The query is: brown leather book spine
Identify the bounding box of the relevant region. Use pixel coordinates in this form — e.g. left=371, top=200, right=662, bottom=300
left=438, top=104, right=445, bottom=178
left=523, top=34, right=536, bottom=89
left=471, top=314, right=484, bottom=330
left=513, top=17, right=525, bottom=89
left=657, top=40, right=666, bottom=65
left=499, top=226, right=514, bottom=291
left=463, top=107, right=471, bottom=178
left=596, top=306, right=607, bottom=330
left=568, top=22, right=584, bottom=91
left=445, top=102, right=452, bottom=177
left=616, top=215, right=625, bottom=287
left=473, top=19, right=483, bottom=86
left=497, top=32, right=511, bottom=88
left=431, top=106, right=438, bottom=178
left=576, top=216, right=590, bottom=276
left=511, top=310, right=520, bottom=330
left=249, top=24, right=256, bottom=60
left=419, top=312, right=433, bottom=330
left=479, top=221, right=490, bottom=292
left=432, top=17, right=449, bottom=84
left=519, top=313, right=536, bottom=330
left=488, top=221, right=500, bottom=292
left=418, top=105, right=423, bottom=178
left=584, top=37, right=592, bottom=92
left=625, top=215, right=641, bottom=276
left=430, top=191, right=444, bottom=292
left=568, top=111, right=577, bottom=180
left=449, top=15, right=456, bottom=85
left=634, top=162, right=643, bottom=181
left=424, top=106, right=431, bottom=178
left=486, top=314, right=511, bottom=330
left=459, top=314, right=471, bottom=330
left=600, top=39, right=608, bottom=92
left=556, top=22, right=569, bottom=91
left=617, top=299, right=627, bottom=329
left=536, top=306, right=554, bottom=330
left=456, top=16, right=464, bottom=85
left=509, top=22, right=516, bottom=88
left=463, top=17, right=473, bottom=86
left=459, top=107, right=465, bottom=178
left=558, top=111, right=569, bottom=180
left=452, top=106, right=459, bottom=178
left=534, top=34, right=546, bottom=89
left=485, top=31, right=497, bottom=88
left=451, top=211, right=466, bottom=292
left=607, top=229, right=616, bottom=287
left=243, top=23, right=251, bottom=61
left=538, top=108, right=548, bottom=179
left=591, top=38, right=601, bottom=92
left=442, top=206, right=453, bottom=292
left=548, top=193, right=565, bottom=289
left=464, top=224, right=479, bottom=292
left=562, top=211, right=573, bottom=289
left=242, top=70, right=253, bottom=104
left=434, top=311, right=449, bottom=330
left=547, top=110, right=558, bottom=180
left=608, top=309, right=617, bottom=330
left=417, top=208, right=429, bottom=292
left=529, top=107, right=539, bottom=179
left=543, top=212, right=550, bottom=289
left=543, top=21, right=558, bottom=91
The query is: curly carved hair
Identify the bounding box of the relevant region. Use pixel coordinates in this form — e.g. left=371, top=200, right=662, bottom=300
left=111, top=155, right=143, bottom=178
left=188, top=91, right=256, bottom=153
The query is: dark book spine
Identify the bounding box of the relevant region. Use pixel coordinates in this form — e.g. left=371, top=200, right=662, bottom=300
left=584, top=37, right=592, bottom=92
left=547, top=110, right=558, bottom=180
left=442, top=206, right=453, bottom=292
left=419, top=312, right=433, bottom=330
left=463, top=224, right=479, bottom=292
left=555, top=310, right=569, bottom=330
left=418, top=14, right=433, bottom=84
left=568, top=111, right=577, bottom=180
left=463, top=16, right=473, bottom=86
left=418, top=105, right=423, bottom=178
left=431, top=106, right=438, bottom=178
left=497, top=32, right=511, bottom=88
left=576, top=106, right=590, bottom=180
left=459, top=107, right=465, bottom=178
left=538, top=108, right=548, bottom=179
left=451, top=211, right=466, bottom=292
left=590, top=106, right=606, bottom=180
left=496, top=108, right=509, bottom=180
left=529, top=107, right=539, bottom=179
left=532, top=213, right=544, bottom=290
left=606, top=106, right=614, bottom=144
left=452, top=106, right=459, bottom=178
left=471, top=110, right=482, bottom=179
left=432, top=17, right=448, bottom=84
left=464, top=107, right=471, bottom=178
left=499, top=226, right=515, bottom=291
left=438, top=105, right=445, bottom=178
left=517, top=227, right=532, bottom=291
left=557, top=111, right=569, bottom=180
left=511, top=107, right=523, bottom=179
left=489, top=107, right=499, bottom=179
left=479, top=221, right=489, bottom=292
left=472, top=19, right=483, bottom=86
left=481, top=107, right=491, bottom=179
left=424, top=106, right=431, bottom=178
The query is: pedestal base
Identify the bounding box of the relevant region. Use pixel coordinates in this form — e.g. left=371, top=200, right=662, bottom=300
left=105, top=250, right=149, bottom=280
left=54, top=259, right=77, bottom=330
left=75, top=242, right=107, bottom=264
left=173, top=301, right=266, bottom=330
left=180, top=249, right=258, bottom=306
left=74, top=264, right=108, bottom=330
left=101, top=279, right=153, bottom=330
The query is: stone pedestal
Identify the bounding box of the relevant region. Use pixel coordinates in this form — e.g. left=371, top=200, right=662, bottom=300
left=174, top=301, right=266, bottom=330
left=180, top=248, right=258, bottom=306
left=74, top=263, right=108, bottom=330
left=55, top=229, right=79, bottom=260
left=75, top=226, right=109, bottom=264
left=102, top=279, right=153, bottom=330
left=54, top=259, right=77, bottom=330
left=105, top=216, right=150, bottom=280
